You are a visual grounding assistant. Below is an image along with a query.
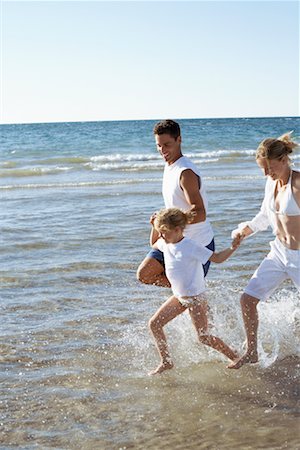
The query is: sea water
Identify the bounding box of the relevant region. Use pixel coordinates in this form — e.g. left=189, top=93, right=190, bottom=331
left=1, top=117, right=299, bottom=449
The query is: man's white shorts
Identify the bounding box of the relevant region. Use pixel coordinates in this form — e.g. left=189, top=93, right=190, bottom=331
left=244, top=237, right=300, bottom=301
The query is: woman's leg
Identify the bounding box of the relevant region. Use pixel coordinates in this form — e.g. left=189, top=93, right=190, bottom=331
left=148, top=295, right=186, bottom=375
left=229, top=242, right=290, bottom=369
left=228, top=293, right=259, bottom=369
left=189, top=299, right=238, bottom=361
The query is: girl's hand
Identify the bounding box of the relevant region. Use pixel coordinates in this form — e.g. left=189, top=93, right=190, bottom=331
left=231, top=233, right=244, bottom=250
left=149, top=212, right=158, bottom=226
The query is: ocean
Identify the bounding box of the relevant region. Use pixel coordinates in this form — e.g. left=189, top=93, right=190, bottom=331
left=1, top=117, right=299, bottom=449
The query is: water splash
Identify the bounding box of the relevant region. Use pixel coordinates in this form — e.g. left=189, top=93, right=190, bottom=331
left=122, top=283, right=300, bottom=373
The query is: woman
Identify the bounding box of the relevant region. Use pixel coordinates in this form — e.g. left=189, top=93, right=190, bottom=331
left=229, top=132, right=300, bottom=369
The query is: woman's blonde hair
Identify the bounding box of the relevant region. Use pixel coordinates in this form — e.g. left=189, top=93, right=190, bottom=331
left=154, top=208, right=193, bottom=231
left=255, top=131, right=298, bottom=161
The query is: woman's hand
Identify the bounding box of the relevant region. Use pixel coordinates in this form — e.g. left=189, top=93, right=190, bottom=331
left=231, top=225, right=253, bottom=239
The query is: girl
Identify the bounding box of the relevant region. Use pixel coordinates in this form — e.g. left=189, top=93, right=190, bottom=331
left=148, top=207, right=241, bottom=375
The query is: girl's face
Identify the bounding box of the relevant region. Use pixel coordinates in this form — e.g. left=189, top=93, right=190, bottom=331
left=157, top=225, right=183, bottom=244
left=256, top=156, right=289, bottom=181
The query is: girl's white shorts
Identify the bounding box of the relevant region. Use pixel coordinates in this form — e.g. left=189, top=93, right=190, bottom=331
left=178, top=294, right=206, bottom=308
left=244, top=237, right=300, bottom=301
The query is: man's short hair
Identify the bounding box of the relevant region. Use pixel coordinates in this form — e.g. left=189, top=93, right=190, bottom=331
left=153, top=120, right=181, bottom=140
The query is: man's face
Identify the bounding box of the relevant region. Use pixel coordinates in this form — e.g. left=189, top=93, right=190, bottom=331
left=155, top=133, right=181, bottom=165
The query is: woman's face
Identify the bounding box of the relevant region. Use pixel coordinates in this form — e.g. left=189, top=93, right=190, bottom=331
left=256, top=156, right=289, bottom=181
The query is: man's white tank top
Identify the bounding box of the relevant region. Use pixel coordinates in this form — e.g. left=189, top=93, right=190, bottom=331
left=162, top=156, right=214, bottom=246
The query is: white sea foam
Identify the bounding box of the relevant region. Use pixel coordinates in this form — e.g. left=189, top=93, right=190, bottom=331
left=0, top=178, right=159, bottom=190
left=124, top=284, right=299, bottom=372
left=2, top=149, right=297, bottom=178
left=90, top=153, right=161, bottom=162
left=257, top=290, right=300, bottom=367
left=0, top=174, right=264, bottom=191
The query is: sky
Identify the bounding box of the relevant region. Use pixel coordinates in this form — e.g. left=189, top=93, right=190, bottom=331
left=0, top=0, right=299, bottom=124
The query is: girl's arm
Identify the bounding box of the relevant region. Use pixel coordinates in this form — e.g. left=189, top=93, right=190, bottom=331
left=150, top=226, right=160, bottom=247
left=209, top=247, right=236, bottom=263
left=149, top=212, right=160, bottom=246
left=209, top=234, right=242, bottom=263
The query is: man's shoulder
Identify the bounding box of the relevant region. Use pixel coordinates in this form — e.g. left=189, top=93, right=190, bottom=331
left=178, top=155, right=192, bottom=165
left=176, top=156, right=200, bottom=172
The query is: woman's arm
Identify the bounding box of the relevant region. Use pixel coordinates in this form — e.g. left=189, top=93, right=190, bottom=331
left=232, top=224, right=254, bottom=239
left=232, top=179, right=272, bottom=238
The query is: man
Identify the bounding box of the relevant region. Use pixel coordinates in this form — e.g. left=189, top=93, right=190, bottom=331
left=137, top=119, right=214, bottom=287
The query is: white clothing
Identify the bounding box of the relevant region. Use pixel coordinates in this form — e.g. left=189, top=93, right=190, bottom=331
left=238, top=169, right=300, bottom=236
left=240, top=170, right=300, bottom=300
left=156, top=237, right=213, bottom=298
left=270, top=170, right=300, bottom=216
left=162, top=156, right=214, bottom=246
left=245, top=237, right=300, bottom=301
left=177, top=294, right=206, bottom=308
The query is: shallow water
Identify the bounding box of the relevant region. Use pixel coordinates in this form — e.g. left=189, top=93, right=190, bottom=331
left=1, top=287, right=299, bottom=449
left=1, top=117, right=299, bottom=448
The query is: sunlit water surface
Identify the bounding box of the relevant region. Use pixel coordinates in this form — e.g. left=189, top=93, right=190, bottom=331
left=1, top=118, right=299, bottom=449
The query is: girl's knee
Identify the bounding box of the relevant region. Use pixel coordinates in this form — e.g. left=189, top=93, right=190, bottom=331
left=148, top=316, right=161, bottom=332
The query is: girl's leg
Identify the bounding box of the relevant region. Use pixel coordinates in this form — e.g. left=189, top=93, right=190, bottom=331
left=189, top=299, right=238, bottom=362
left=149, top=295, right=186, bottom=375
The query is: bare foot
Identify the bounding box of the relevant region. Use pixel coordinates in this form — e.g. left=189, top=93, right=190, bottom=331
left=227, top=351, right=258, bottom=369
left=148, top=360, right=174, bottom=376
left=228, top=349, right=239, bottom=361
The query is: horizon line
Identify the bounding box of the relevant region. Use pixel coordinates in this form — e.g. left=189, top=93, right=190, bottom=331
left=0, top=114, right=299, bottom=127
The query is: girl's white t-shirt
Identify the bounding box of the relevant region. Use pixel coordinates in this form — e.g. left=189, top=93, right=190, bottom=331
left=156, top=236, right=213, bottom=297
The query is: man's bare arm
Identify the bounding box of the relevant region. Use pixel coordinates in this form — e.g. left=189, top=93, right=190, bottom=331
left=180, top=169, right=206, bottom=223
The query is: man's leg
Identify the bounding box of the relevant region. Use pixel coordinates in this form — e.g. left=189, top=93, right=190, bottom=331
left=203, top=238, right=215, bottom=277
left=137, top=249, right=171, bottom=287
left=228, top=293, right=259, bottom=369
